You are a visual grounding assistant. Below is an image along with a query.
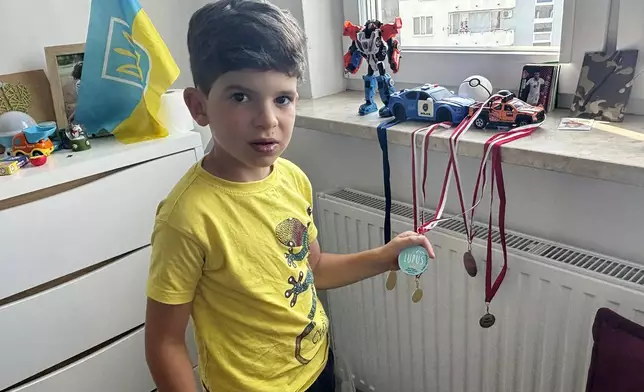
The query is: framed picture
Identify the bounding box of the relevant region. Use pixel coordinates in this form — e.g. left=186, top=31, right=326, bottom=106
left=518, top=64, right=560, bottom=112
left=570, top=50, right=639, bottom=122
left=45, top=43, right=86, bottom=129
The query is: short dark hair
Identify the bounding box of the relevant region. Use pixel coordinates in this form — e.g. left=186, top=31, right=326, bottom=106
left=72, top=62, right=83, bottom=80
left=187, top=0, right=307, bottom=93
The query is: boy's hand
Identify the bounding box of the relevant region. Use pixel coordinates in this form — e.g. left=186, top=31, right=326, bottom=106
left=378, top=231, right=435, bottom=271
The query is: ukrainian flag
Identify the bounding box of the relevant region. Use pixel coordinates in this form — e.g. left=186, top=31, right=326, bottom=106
left=76, top=0, right=179, bottom=143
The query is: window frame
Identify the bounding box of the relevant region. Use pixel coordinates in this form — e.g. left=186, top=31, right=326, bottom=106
left=412, top=16, right=433, bottom=36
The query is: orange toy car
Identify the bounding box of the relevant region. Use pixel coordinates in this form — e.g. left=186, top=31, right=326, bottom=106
left=468, top=91, right=545, bottom=129
left=11, top=132, right=54, bottom=157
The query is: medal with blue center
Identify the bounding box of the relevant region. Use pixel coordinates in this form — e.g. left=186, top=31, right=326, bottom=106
left=398, top=246, right=429, bottom=303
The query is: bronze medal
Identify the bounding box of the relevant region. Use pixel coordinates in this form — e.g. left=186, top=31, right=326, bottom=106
left=385, top=271, right=397, bottom=291
left=479, top=313, right=496, bottom=328
left=463, top=251, right=477, bottom=277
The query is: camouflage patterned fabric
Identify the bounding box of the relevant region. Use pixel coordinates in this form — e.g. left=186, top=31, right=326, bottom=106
left=570, top=50, right=639, bottom=122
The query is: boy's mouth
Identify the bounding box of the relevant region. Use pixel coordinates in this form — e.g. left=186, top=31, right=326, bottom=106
left=249, top=139, right=279, bottom=153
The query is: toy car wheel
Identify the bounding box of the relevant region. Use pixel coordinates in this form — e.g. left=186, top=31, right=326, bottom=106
left=32, top=150, right=43, bottom=157
left=474, top=116, right=488, bottom=129
left=436, top=109, right=452, bottom=123
left=393, top=104, right=406, bottom=122
left=517, top=117, right=532, bottom=127
left=14, top=151, right=25, bottom=157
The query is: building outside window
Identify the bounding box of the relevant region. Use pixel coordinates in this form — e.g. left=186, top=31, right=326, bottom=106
left=372, top=0, right=564, bottom=50
left=413, top=16, right=434, bottom=35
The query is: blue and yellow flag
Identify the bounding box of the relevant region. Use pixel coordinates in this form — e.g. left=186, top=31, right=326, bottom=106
left=76, top=0, right=179, bottom=143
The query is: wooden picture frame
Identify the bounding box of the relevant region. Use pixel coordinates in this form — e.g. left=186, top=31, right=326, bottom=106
left=44, top=43, right=86, bottom=129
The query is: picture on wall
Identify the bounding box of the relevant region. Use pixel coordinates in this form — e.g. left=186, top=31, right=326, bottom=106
left=45, top=43, right=86, bottom=129
left=518, top=64, right=560, bottom=112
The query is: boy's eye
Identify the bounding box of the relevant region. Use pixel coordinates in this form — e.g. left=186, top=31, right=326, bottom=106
left=275, top=96, right=293, bottom=106
left=231, top=93, right=249, bottom=103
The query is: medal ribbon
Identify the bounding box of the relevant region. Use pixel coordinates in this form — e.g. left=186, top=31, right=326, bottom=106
left=479, top=127, right=540, bottom=303
left=411, top=123, right=451, bottom=232
left=377, top=119, right=401, bottom=244
left=416, top=93, right=502, bottom=235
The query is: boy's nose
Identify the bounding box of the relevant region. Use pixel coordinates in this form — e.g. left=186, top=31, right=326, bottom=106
left=253, top=103, right=279, bottom=130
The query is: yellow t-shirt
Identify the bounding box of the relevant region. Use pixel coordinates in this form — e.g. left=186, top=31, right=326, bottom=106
left=147, top=158, right=329, bottom=392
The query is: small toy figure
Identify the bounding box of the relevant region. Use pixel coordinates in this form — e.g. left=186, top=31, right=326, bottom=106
left=468, top=91, right=545, bottom=129
left=343, top=17, right=402, bottom=117
left=65, top=123, right=92, bottom=152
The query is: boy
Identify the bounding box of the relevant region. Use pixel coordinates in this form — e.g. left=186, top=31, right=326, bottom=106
left=144, top=1, right=434, bottom=391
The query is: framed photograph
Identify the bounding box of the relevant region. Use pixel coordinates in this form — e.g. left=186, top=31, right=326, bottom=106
left=518, top=64, right=560, bottom=112
left=45, top=43, right=86, bottom=129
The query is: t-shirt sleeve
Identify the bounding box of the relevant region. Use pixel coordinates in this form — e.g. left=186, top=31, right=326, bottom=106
left=297, top=170, right=319, bottom=243
left=147, top=221, right=205, bottom=305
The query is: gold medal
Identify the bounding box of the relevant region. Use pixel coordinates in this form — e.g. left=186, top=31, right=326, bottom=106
left=385, top=271, right=397, bottom=290
left=411, top=277, right=423, bottom=303
left=412, top=288, right=423, bottom=303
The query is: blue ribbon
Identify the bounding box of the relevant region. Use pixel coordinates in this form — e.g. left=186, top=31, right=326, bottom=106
left=377, top=119, right=401, bottom=244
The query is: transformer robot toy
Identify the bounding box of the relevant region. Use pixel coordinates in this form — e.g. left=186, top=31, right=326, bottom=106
left=343, top=17, right=402, bottom=117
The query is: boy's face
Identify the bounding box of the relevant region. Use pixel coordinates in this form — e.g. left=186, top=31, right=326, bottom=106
left=186, top=70, right=298, bottom=169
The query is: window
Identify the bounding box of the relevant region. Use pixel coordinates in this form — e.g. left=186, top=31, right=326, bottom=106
left=413, top=16, right=433, bottom=36
left=429, top=88, right=452, bottom=101
left=418, top=91, right=430, bottom=100
left=448, top=11, right=501, bottom=35
left=343, top=0, right=644, bottom=115
left=535, top=5, right=554, bottom=20
left=365, top=0, right=564, bottom=51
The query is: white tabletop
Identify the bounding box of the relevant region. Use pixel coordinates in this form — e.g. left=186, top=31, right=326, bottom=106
left=0, top=131, right=202, bottom=201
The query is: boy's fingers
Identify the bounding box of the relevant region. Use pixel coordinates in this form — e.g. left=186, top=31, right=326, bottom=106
left=397, top=231, right=418, bottom=238
left=403, top=234, right=436, bottom=259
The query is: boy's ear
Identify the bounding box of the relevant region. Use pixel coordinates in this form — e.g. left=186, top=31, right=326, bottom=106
left=184, top=87, right=210, bottom=127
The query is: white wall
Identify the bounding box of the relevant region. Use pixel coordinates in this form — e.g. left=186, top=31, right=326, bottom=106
left=0, top=0, right=197, bottom=88
left=302, top=0, right=346, bottom=98
left=283, top=128, right=644, bottom=266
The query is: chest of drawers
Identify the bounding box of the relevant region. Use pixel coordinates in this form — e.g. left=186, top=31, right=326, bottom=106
left=0, top=132, right=204, bottom=391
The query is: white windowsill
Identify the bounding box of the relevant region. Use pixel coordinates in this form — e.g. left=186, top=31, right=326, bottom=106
left=296, top=90, right=644, bottom=188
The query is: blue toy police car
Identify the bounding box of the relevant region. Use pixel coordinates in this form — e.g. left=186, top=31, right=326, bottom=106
left=387, top=84, right=475, bottom=124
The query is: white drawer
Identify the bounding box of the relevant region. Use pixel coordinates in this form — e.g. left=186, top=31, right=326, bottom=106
left=8, top=327, right=154, bottom=392
left=0, top=150, right=195, bottom=299
left=0, top=247, right=150, bottom=390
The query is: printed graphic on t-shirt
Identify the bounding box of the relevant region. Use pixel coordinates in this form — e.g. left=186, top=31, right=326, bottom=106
left=275, top=216, right=311, bottom=268
left=275, top=205, right=327, bottom=364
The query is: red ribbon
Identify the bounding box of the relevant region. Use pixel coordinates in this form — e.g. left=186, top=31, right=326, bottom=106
left=409, top=92, right=545, bottom=306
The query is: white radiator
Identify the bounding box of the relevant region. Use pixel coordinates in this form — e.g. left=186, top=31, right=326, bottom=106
left=318, top=189, right=644, bottom=392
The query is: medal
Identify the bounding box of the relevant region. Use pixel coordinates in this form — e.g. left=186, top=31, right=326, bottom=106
left=411, top=277, right=423, bottom=303
left=398, top=246, right=429, bottom=276
left=470, top=123, right=542, bottom=329
left=479, top=312, right=496, bottom=328
left=462, top=250, right=477, bottom=277
left=385, top=270, right=397, bottom=291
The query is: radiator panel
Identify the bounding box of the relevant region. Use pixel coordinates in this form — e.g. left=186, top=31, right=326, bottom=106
left=318, top=190, right=644, bottom=392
